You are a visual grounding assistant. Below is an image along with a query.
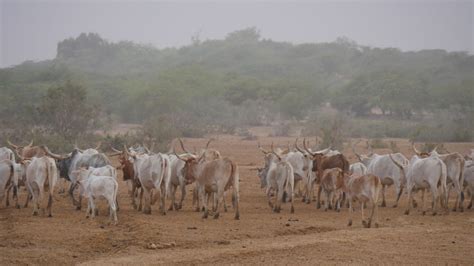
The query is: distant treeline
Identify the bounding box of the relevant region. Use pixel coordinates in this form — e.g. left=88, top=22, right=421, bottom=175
left=0, top=28, right=473, bottom=147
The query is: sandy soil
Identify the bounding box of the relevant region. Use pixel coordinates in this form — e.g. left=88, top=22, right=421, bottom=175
left=1, top=136, right=473, bottom=265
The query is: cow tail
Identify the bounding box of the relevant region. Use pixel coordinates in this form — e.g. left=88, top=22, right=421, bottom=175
left=373, top=175, right=381, bottom=206
left=287, top=163, right=295, bottom=202
left=439, top=159, right=448, bottom=209
left=112, top=179, right=119, bottom=211
left=230, top=161, right=240, bottom=219
left=164, top=157, right=171, bottom=198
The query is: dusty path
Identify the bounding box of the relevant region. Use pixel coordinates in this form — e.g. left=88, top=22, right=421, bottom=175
left=1, top=136, right=473, bottom=265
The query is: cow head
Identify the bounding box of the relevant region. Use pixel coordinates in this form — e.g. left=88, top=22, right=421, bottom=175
left=412, top=142, right=436, bottom=158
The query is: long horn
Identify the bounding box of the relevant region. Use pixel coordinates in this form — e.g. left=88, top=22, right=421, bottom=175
left=142, top=142, right=151, bottom=154
left=179, top=138, right=191, bottom=154
left=173, top=151, right=187, bottom=162
left=270, top=142, right=282, bottom=161
left=95, top=142, right=101, bottom=151
left=123, top=144, right=130, bottom=157
left=7, top=140, right=19, bottom=149
left=295, top=138, right=305, bottom=154
left=205, top=139, right=213, bottom=149
left=303, top=138, right=316, bottom=156
left=366, top=140, right=373, bottom=156
left=351, top=140, right=362, bottom=162
left=14, top=149, right=24, bottom=161
left=388, top=153, right=404, bottom=170
left=257, top=142, right=269, bottom=154
left=26, top=139, right=33, bottom=147
left=150, top=142, right=155, bottom=153
left=111, top=147, right=121, bottom=153
left=41, top=145, right=68, bottom=160
left=412, top=142, right=422, bottom=156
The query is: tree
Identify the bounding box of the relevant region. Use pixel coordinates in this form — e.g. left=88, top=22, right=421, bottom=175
left=39, top=81, right=99, bottom=140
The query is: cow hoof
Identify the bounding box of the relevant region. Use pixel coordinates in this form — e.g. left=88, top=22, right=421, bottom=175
left=392, top=204, right=398, bottom=208
left=291, top=206, right=295, bottom=213
left=432, top=212, right=437, bottom=216
left=412, top=202, right=418, bottom=208
left=16, top=205, right=20, bottom=209
left=347, top=220, right=352, bottom=226
left=168, top=206, right=173, bottom=211
left=162, top=212, right=167, bottom=216
left=381, top=202, right=386, bottom=207
left=213, top=213, right=220, bottom=219
left=362, top=220, right=368, bottom=228
left=195, top=207, right=200, bottom=212
left=76, top=206, right=82, bottom=211
left=404, top=210, right=410, bottom=215
left=460, top=208, right=464, bottom=213
left=202, top=213, right=208, bottom=219
left=48, top=214, right=53, bottom=218
left=33, top=212, right=38, bottom=216
left=336, top=208, right=340, bottom=213
left=422, top=211, right=426, bottom=216
left=467, top=204, right=472, bottom=209
left=316, top=204, right=321, bottom=209
left=374, top=223, right=379, bottom=228
left=234, top=215, right=240, bottom=220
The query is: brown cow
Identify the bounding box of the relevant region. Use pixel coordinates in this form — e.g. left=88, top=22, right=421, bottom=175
left=303, top=140, right=349, bottom=209
left=177, top=153, right=240, bottom=220
left=344, top=174, right=381, bottom=228
left=320, top=168, right=346, bottom=211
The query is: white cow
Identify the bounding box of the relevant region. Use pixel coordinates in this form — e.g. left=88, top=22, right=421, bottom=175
left=75, top=171, right=119, bottom=224
left=463, top=160, right=474, bottom=209
left=413, top=146, right=465, bottom=212
left=0, top=147, right=15, bottom=161
left=349, top=162, right=368, bottom=177
left=24, top=156, right=58, bottom=216
left=133, top=153, right=171, bottom=215
left=353, top=143, right=408, bottom=208
left=258, top=149, right=295, bottom=214
left=389, top=154, right=448, bottom=216
left=0, top=159, right=27, bottom=208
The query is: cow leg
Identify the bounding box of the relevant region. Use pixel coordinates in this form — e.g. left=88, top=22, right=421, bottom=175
left=453, top=181, right=463, bottom=212
left=347, top=199, right=353, bottom=226
left=316, top=185, right=322, bottom=209
left=233, top=186, right=240, bottom=220
left=404, top=185, right=413, bottom=215
left=420, top=189, right=426, bottom=215
left=223, top=191, right=228, bottom=212
left=361, top=201, right=368, bottom=228
left=324, top=190, right=330, bottom=211
left=394, top=182, right=404, bottom=208
left=131, top=181, right=138, bottom=209
left=168, top=185, right=176, bottom=211
left=12, top=184, right=19, bottom=209
left=47, top=193, right=53, bottom=217
left=76, top=185, right=83, bottom=211
left=109, top=196, right=118, bottom=225
left=274, top=187, right=283, bottom=213
left=68, top=182, right=78, bottom=208
left=468, top=190, right=473, bottom=209
left=431, top=186, right=439, bottom=216
left=213, top=190, right=224, bottom=219
left=143, top=187, right=152, bottom=214
left=178, top=182, right=186, bottom=210
left=138, top=187, right=144, bottom=211
left=90, top=198, right=97, bottom=218
left=380, top=185, right=386, bottom=207
left=367, top=199, right=376, bottom=228
left=160, top=184, right=167, bottom=215
left=265, top=187, right=273, bottom=210
left=200, top=187, right=208, bottom=219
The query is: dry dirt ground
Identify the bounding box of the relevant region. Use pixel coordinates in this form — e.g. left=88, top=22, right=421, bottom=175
left=1, top=136, right=474, bottom=265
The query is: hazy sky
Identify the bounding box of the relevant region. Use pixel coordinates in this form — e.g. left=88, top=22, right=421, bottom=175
left=1, top=0, right=473, bottom=67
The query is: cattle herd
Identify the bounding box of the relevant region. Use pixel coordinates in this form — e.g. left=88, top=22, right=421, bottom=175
left=0, top=138, right=473, bottom=228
